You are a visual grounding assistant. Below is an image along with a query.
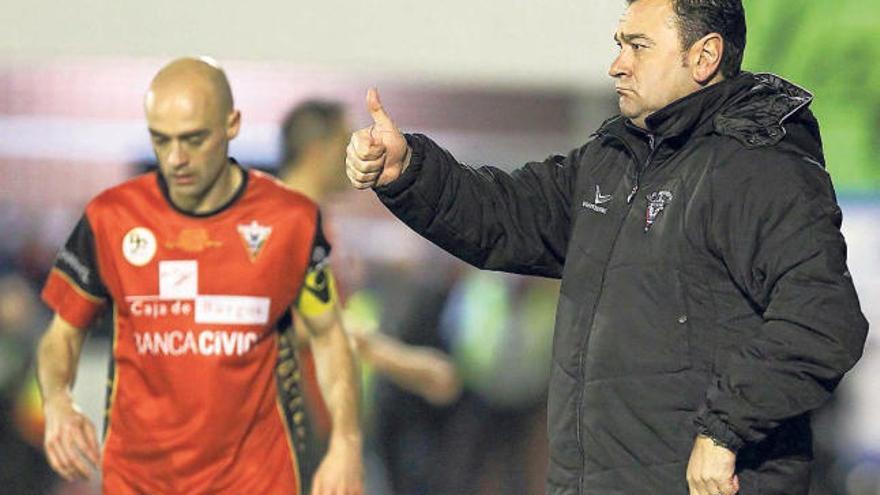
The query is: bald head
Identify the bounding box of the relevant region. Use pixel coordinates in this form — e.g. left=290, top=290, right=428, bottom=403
left=146, top=57, right=234, bottom=125
left=144, top=57, right=243, bottom=213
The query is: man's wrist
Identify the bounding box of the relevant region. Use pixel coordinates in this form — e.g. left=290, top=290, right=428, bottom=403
left=42, top=389, right=74, bottom=410
left=328, top=431, right=363, bottom=452
left=400, top=146, right=412, bottom=175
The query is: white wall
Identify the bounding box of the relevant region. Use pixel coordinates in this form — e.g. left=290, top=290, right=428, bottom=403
left=1, top=0, right=624, bottom=90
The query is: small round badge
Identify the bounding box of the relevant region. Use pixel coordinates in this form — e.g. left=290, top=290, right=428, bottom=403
left=122, top=227, right=157, bottom=266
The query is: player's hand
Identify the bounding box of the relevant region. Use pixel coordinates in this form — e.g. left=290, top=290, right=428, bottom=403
left=43, top=393, right=101, bottom=481
left=345, top=88, right=410, bottom=189
left=686, top=434, right=739, bottom=495
left=311, top=436, right=364, bottom=495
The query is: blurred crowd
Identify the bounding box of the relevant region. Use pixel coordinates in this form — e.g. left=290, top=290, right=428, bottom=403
left=0, top=95, right=877, bottom=495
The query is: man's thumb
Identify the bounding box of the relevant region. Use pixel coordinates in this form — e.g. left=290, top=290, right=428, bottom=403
left=366, top=87, right=393, bottom=127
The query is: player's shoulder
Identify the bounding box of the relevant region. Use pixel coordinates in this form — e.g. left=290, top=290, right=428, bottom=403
left=245, top=169, right=318, bottom=214
left=85, top=172, right=161, bottom=217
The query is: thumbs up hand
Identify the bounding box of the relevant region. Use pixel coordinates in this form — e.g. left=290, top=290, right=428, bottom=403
left=346, top=88, right=410, bottom=189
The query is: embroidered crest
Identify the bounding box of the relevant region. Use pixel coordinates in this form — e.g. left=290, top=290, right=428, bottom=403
left=166, top=228, right=222, bottom=253
left=122, top=227, right=157, bottom=266
left=237, top=221, right=272, bottom=262
left=644, top=191, right=674, bottom=232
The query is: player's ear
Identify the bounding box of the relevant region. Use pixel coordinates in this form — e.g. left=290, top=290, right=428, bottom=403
left=226, top=110, right=241, bottom=140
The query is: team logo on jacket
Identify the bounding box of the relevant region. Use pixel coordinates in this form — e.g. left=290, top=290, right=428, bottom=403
left=122, top=227, right=157, bottom=266
left=166, top=228, right=222, bottom=253
left=644, top=191, right=673, bottom=232
left=582, top=185, right=613, bottom=214
left=237, top=221, right=272, bottom=262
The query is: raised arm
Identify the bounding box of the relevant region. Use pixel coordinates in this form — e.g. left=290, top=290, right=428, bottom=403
left=346, top=88, right=578, bottom=278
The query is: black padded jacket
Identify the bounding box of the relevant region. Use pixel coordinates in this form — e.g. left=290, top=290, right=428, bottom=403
left=374, top=73, right=868, bottom=495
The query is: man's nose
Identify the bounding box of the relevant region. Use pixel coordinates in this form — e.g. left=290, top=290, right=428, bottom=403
left=608, top=52, right=628, bottom=79
left=167, top=142, right=188, bottom=167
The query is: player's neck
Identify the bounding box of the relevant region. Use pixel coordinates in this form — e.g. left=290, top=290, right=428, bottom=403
left=172, top=162, right=243, bottom=214
left=280, top=163, right=325, bottom=203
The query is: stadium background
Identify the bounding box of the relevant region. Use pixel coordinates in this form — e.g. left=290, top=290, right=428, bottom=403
left=0, top=1, right=878, bottom=493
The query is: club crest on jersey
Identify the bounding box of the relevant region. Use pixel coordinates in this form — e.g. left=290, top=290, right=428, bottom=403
left=238, top=221, right=272, bottom=262
left=122, top=227, right=157, bottom=266
left=645, top=191, right=673, bottom=232
left=166, top=228, right=222, bottom=253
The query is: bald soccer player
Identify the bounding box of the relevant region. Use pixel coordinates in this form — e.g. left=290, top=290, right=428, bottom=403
left=36, top=58, right=364, bottom=495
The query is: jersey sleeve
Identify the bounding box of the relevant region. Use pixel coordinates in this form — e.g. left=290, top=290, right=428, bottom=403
left=41, top=215, right=109, bottom=329
left=295, top=212, right=338, bottom=318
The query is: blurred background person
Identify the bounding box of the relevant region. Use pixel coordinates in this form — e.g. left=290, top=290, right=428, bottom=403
left=0, top=273, right=58, bottom=495
left=277, top=99, right=463, bottom=494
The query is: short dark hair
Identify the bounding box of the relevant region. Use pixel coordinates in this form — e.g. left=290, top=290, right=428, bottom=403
left=280, top=100, right=345, bottom=168
left=627, top=0, right=746, bottom=79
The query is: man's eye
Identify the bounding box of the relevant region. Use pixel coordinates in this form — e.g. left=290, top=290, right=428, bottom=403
left=632, top=43, right=646, bottom=51
left=186, top=137, right=205, bottom=146
left=152, top=137, right=168, bottom=146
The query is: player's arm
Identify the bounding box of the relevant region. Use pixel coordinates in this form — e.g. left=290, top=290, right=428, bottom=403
left=36, top=313, right=101, bottom=481
left=350, top=330, right=461, bottom=406
left=296, top=265, right=363, bottom=495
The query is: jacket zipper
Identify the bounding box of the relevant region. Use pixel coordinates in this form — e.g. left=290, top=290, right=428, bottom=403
left=576, top=131, right=659, bottom=494
left=626, top=133, right=657, bottom=204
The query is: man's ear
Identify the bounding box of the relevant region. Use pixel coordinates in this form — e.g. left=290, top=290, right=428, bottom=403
left=690, top=32, right=724, bottom=84
left=226, top=110, right=241, bottom=140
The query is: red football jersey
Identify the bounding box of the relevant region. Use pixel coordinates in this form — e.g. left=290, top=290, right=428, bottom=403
left=42, top=166, right=332, bottom=494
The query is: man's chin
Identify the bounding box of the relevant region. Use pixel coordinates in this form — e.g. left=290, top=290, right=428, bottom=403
left=618, top=102, right=640, bottom=120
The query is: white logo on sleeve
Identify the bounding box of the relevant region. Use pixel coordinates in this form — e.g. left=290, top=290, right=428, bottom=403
left=122, top=227, right=157, bottom=266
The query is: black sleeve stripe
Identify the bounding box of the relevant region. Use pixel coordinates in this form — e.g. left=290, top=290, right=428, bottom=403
left=54, top=215, right=108, bottom=300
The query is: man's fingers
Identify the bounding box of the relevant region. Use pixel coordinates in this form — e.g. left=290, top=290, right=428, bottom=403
left=46, top=442, right=74, bottom=481
left=345, top=148, right=384, bottom=190
left=72, top=421, right=100, bottom=469
left=349, top=133, right=385, bottom=161
left=81, top=419, right=101, bottom=465
left=366, top=87, right=394, bottom=129
left=346, top=153, right=385, bottom=175
left=62, top=426, right=93, bottom=479
left=48, top=438, right=77, bottom=481
left=346, top=167, right=377, bottom=190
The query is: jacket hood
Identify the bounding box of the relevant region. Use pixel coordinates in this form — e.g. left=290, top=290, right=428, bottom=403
left=714, top=73, right=824, bottom=164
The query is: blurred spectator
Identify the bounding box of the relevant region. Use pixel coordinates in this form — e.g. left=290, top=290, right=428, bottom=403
left=0, top=274, right=57, bottom=494
left=366, top=265, right=556, bottom=495
left=439, top=270, right=556, bottom=495
left=278, top=100, right=462, bottom=494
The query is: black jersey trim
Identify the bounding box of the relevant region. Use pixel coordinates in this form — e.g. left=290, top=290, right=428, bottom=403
left=156, top=159, right=249, bottom=218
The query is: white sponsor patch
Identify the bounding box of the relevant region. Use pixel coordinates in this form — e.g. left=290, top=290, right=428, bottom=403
left=129, top=298, right=193, bottom=319
left=159, top=260, right=198, bottom=300
left=195, top=295, right=270, bottom=325
left=133, top=330, right=259, bottom=357
left=122, top=227, right=157, bottom=266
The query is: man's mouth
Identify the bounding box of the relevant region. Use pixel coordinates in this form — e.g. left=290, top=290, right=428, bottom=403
left=173, top=174, right=195, bottom=185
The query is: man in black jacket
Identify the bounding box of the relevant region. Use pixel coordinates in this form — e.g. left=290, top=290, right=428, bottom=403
left=344, top=0, right=869, bottom=494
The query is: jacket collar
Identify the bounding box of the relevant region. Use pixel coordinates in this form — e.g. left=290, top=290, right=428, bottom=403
left=596, top=72, right=815, bottom=160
